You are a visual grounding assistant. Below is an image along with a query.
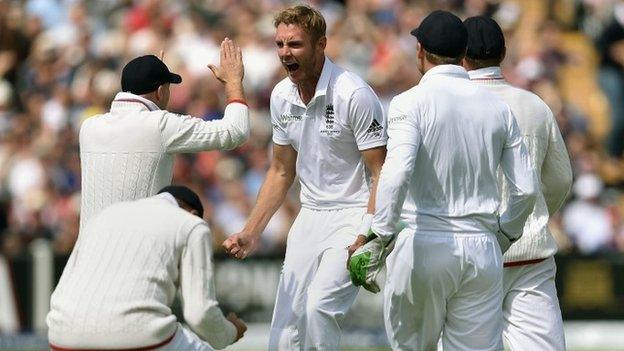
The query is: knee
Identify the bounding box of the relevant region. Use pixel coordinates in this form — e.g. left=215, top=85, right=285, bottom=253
left=305, top=290, right=336, bottom=321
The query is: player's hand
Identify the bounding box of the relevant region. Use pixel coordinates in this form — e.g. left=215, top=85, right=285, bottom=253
left=347, top=234, right=368, bottom=267
left=208, top=37, right=244, bottom=85
left=223, top=232, right=259, bottom=259
left=347, top=231, right=395, bottom=293
left=226, top=312, right=247, bottom=342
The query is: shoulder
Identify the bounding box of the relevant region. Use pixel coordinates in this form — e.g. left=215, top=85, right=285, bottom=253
left=505, top=85, right=551, bottom=112
left=331, top=65, right=375, bottom=100
left=270, top=77, right=294, bottom=102
left=499, top=84, right=554, bottom=125
left=388, top=86, right=425, bottom=111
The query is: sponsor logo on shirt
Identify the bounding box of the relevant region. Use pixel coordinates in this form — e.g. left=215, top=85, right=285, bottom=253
left=280, top=114, right=303, bottom=123
left=389, top=115, right=408, bottom=124
left=366, top=118, right=383, bottom=137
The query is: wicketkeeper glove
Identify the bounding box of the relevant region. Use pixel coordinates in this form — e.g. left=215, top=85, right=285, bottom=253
left=348, top=230, right=395, bottom=293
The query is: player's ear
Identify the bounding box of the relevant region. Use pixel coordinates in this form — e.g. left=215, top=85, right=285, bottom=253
left=416, top=42, right=424, bottom=59
left=317, top=36, right=327, bottom=51
left=156, top=85, right=163, bottom=101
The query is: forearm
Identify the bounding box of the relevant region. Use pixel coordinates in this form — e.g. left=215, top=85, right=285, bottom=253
left=366, top=176, right=378, bottom=214
left=243, top=168, right=295, bottom=237
left=499, top=144, right=537, bottom=239
left=541, top=142, right=572, bottom=216
left=224, top=81, right=245, bottom=102
left=181, top=227, right=237, bottom=349
left=371, top=145, right=414, bottom=239
left=221, top=102, right=250, bottom=147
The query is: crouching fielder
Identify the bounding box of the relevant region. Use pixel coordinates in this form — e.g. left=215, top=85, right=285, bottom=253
left=350, top=11, right=537, bottom=351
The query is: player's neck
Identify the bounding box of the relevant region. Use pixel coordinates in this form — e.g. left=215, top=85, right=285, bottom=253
left=297, top=57, right=324, bottom=105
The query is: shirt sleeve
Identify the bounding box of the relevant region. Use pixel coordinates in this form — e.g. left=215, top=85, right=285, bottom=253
left=498, top=107, right=538, bottom=240
left=540, top=109, right=572, bottom=216
left=161, top=102, right=249, bottom=153
left=179, top=222, right=237, bottom=349
left=348, top=87, right=387, bottom=151
left=371, top=98, right=419, bottom=239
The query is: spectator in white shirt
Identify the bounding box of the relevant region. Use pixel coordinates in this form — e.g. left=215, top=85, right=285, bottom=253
left=563, top=173, right=614, bottom=254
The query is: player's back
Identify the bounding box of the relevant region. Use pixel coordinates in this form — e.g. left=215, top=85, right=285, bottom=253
left=47, top=196, right=206, bottom=348
left=469, top=67, right=572, bottom=261
left=79, top=102, right=175, bottom=230
left=394, top=65, right=514, bottom=233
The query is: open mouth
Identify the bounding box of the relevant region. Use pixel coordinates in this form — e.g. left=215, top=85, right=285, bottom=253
left=284, top=63, right=300, bottom=73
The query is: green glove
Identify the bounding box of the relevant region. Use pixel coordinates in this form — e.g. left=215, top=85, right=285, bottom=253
left=348, top=230, right=395, bottom=293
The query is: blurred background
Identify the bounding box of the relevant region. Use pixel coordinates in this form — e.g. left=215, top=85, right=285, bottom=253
left=0, top=0, right=624, bottom=350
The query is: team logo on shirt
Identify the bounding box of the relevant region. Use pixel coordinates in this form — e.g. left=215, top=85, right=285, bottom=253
left=321, top=104, right=340, bottom=136
left=325, top=104, right=335, bottom=129
left=366, top=118, right=383, bottom=137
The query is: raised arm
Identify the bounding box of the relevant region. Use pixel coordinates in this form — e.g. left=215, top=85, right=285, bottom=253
left=223, top=143, right=297, bottom=259
left=162, top=38, right=250, bottom=153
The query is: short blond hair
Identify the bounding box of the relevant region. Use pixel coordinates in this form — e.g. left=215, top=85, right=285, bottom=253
left=274, top=5, right=326, bottom=42
left=425, top=51, right=464, bottom=65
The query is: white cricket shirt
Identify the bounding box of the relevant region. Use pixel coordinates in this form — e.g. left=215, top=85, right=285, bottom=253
left=270, top=58, right=387, bottom=209
left=469, top=67, right=572, bottom=263
left=373, top=65, right=536, bottom=240
left=47, top=195, right=237, bottom=349
left=79, top=92, right=249, bottom=230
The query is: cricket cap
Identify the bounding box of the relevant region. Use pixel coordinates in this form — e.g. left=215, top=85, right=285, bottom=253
left=410, top=10, right=468, bottom=58
left=158, top=185, right=204, bottom=218
left=121, top=55, right=182, bottom=95
left=464, top=16, right=506, bottom=60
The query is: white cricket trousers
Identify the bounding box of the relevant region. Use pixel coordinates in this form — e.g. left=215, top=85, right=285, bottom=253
left=503, top=256, right=565, bottom=350
left=268, top=207, right=366, bottom=351
left=384, top=230, right=504, bottom=351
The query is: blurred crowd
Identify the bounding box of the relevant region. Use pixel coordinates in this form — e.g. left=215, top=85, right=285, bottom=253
left=0, top=0, right=623, bottom=258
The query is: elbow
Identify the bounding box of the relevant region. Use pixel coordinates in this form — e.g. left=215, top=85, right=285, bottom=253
left=525, top=184, right=538, bottom=209
left=232, top=125, right=250, bottom=147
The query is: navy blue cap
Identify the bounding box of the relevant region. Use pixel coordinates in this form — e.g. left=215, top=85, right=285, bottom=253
left=121, top=55, right=182, bottom=95
left=158, top=185, right=204, bottom=218
left=410, top=10, right=467, bottom=58
left=464, top=16, right=506, bottom=60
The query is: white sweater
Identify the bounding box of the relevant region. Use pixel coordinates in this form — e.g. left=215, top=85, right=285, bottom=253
left=47, top=195, right=237, bottom=349
left=79, top=92, right=249, bottom=230
left=469, top=67, right=573, bottom=263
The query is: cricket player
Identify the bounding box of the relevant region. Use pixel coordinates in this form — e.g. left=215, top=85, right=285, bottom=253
left=463, top=16, right=572, bottom=350
left=47, top=185, right=247, bottom=350
left=222, top=5, right=387, bottom=350
left=350, top=11, right=537, bottom=350
left=79, top=39, right=249, bottom=230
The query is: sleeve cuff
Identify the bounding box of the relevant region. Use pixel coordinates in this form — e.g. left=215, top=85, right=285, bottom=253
left=272, top=137, right=290, bottom=146
left=225, top=320, right=238, bottom=345
left=227, top=99, right=248, bottom=107
left=357, top=139, right=388, bottom=151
